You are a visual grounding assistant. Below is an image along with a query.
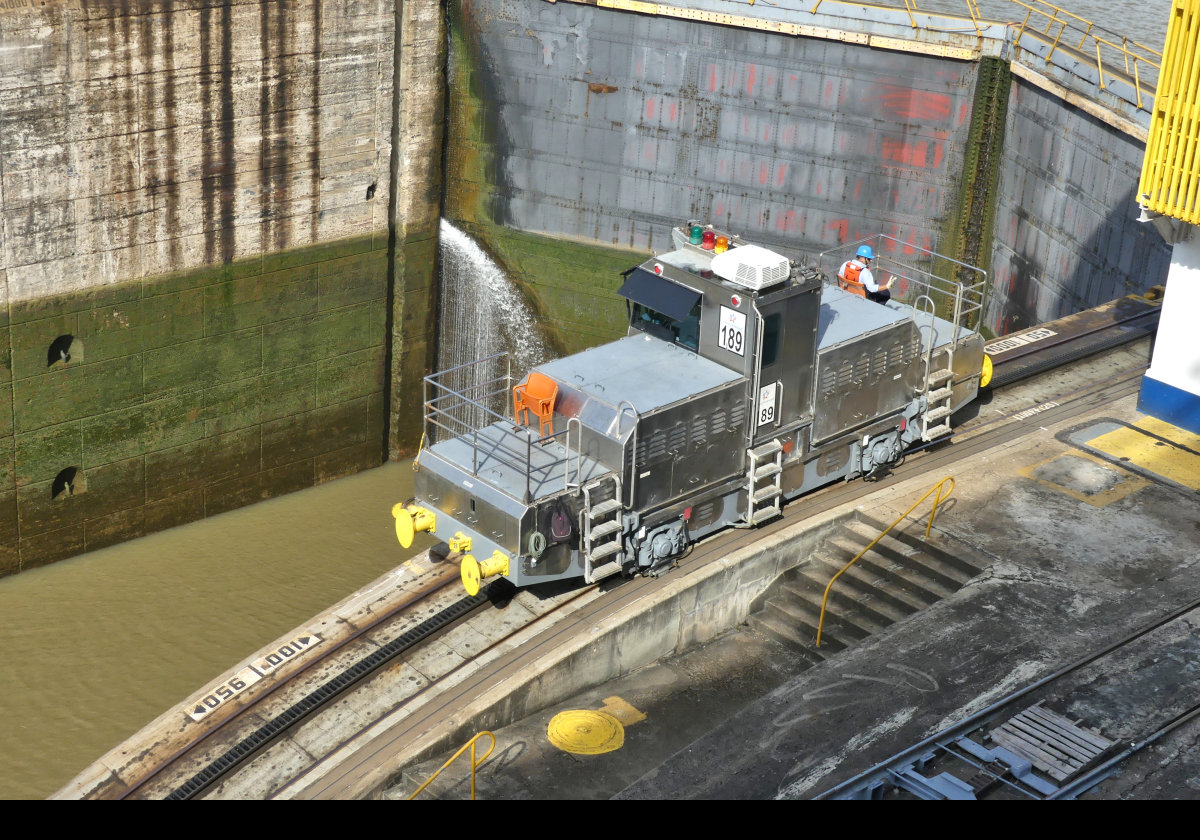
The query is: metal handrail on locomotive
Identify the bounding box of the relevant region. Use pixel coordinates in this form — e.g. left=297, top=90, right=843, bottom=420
left=393, top=221, right=990, bottom=596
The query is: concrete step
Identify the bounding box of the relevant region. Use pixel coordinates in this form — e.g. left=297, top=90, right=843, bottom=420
left=783, top=573, right=912, bottom=628
left=798, top=553, right=934, bottom=615
left=746, top=610, right=831, bottom=662
left=836, top=525, right=971, bottom=592
left=849, top=515, right=985, bottom=580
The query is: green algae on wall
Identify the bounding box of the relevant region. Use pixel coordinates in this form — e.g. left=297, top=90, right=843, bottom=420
left=0, top=234, right=390, bottom=578
left=443, top=0, right=642, bottom=356
left=936, top=56, right=1012, bottom=337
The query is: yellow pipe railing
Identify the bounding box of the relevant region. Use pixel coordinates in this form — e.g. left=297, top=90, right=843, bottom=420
left=815, top=477, right=955, bottom=648
left=803, top=0, right=1159, bottom=107
left=407, top=731, right=497, bottom=800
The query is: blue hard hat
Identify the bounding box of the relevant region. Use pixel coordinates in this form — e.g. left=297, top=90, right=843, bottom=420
left=856, top=245, right=874, bottom=261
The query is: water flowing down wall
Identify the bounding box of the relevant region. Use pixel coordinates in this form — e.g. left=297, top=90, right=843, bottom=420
left=436, top=220, right=550, bottom=432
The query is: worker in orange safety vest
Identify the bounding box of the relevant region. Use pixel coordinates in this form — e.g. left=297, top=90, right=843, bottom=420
left=838, top=245, right=892, bottom=304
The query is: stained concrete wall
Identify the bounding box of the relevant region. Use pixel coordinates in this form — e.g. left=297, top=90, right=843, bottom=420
left=984, top=76, right=1171, bottom=334
left=0, top=0, right=442, bottom=577
left=449, top=0, right=1170, bottom=345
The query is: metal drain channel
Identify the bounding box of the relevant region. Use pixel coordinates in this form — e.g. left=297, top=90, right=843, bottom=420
left=165, top=590, right=490, bottom=800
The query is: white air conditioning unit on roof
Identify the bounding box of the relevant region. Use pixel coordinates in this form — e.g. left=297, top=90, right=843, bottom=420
left=710, top=244, right=789, bottom=291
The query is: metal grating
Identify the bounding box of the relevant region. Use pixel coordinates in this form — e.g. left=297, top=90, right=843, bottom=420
left=988, top=702, right=1114, bottom=782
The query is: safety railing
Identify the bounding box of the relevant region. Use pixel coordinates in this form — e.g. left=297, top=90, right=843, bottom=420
left=1004, top=0, right=1161, bottom=107
left=408, top=731, right=496, bottom=800
left=797, top=0, right=1160, bottom=110
left=420, top=352, right=640, bottom=503
left=815, top=477, right=955, bottom=647
left=820, top=234, right=986, bottom=337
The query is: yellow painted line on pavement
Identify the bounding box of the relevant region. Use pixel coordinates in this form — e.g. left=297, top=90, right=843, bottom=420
left=1087, top=418, right=1200, bottom=491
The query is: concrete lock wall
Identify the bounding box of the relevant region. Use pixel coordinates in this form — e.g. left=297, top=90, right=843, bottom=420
left=0, top=0, right=444, bottom=577
left=0, top=0, right=1173, bottom=575
left=985, top=77, right=1171, bottom=335
left=449, top=0, right=1171, bottom=350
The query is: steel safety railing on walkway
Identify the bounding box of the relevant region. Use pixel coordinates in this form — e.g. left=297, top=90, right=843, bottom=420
left=803, top=0, right=1160, bottom=109
left=407, top=731, right=497, bottom=800
left=816, top=477, right=955, bottom=647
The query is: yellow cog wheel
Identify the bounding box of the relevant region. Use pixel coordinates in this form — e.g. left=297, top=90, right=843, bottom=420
left=392, top=504, right=415, bottom=548
left=546, top=710, right=625, bottom=755
left=461, top=554, right=481, bottom=597
left=980, top=353, right=994, bottom=389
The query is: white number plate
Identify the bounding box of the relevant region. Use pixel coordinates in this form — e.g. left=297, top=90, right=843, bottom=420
left=758, top=382, right=777, bottom=426
left=718, top=306, right=746, bottom=356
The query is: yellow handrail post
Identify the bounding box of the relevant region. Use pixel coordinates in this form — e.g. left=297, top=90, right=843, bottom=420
left=815, top=477, right=955, bottom=648
left=408, top=731, right=497, bottom=800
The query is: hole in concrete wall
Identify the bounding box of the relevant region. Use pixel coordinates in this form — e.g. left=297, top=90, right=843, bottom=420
left=48, top=334, right=74, bottom=366
left=52, top=467, right=78, bottom=500
left=365, top=182, right=377, bottom=200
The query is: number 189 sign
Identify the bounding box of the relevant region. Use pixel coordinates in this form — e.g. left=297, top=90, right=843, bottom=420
left=718, top=306, right=746, bottom=356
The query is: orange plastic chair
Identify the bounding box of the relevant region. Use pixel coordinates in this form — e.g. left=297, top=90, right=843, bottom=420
left=513, top=371, right=558, bottom=438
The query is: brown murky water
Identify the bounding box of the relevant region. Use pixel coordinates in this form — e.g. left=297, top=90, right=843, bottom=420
left=0, top=461, right=432, bottom=800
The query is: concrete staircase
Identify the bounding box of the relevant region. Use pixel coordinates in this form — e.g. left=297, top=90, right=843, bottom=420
left=747, top=512, right=985, bottom=663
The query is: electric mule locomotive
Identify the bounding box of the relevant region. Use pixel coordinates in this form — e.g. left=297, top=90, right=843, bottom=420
left=393, top=222, right=989, bottom=596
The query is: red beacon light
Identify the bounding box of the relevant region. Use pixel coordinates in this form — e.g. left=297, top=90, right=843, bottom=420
left=701, top=230, right=716, bottom=250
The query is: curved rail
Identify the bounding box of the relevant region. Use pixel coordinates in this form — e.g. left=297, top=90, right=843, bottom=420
left=816, top=476, right=955, bottom=647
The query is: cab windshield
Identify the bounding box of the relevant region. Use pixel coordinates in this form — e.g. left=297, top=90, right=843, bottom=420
left=631, top=302, right=700, bottom=351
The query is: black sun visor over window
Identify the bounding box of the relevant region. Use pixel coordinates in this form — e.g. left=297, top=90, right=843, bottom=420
left=617, top=267, right=703, bottom=321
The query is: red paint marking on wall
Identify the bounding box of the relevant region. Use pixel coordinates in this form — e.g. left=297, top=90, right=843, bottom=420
left=778, top=209, right=797, bottom=232
left=903, top=231, right=932, bottom=255
left=759, top=163, right=768, bottom=185
left=869, top=85, right=952, bottom=122
left=777, top=163, right=788, bottom=188
left=853, top=177, right=861, bottom=202
left=646, top=98, right=655, bottom=121
left=882, top=137, right=927, bottom=167
left=747, top=64, right=756, bottom=96
left=827, top=218, right=848, bottom=242
left=958, top=103, right=970, bottom=127
left=708, top=64, right=718, bottom=93
left=669, top=102, right=678, bottom=123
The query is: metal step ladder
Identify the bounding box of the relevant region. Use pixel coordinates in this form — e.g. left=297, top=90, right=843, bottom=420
left=581, top=474, right=624, bottom=584
left=922, top=366, right=955, bottom=441
left=914, top=293, right=957, bottom=442
left=746, top=439, right=783, bottom=525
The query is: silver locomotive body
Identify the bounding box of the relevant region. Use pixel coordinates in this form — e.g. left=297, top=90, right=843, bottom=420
left=403, top=225, right=986, bottom=594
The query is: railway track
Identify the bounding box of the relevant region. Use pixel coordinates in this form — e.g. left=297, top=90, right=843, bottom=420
left=111, top=315, right=1155, bottom=800
left=815, top=594, right=1200, bottom=799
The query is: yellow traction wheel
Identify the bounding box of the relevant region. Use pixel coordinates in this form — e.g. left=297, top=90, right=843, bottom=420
left=461, top=554, right=481, bottom=597
left=546, top=710, right=625, bottom=755
left=392, top=503, right=415, bottom=548
left=980, top=353, right=994, bottom=389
